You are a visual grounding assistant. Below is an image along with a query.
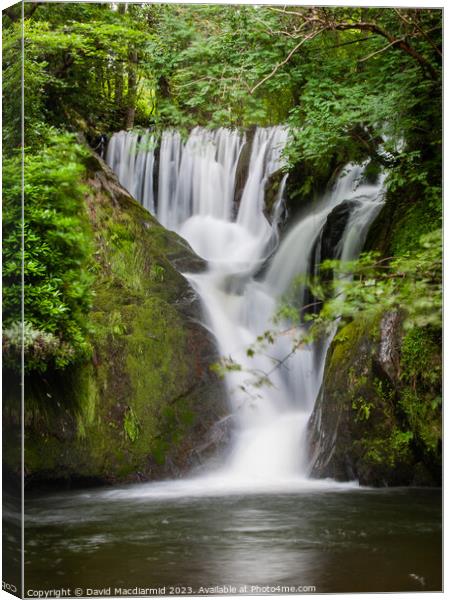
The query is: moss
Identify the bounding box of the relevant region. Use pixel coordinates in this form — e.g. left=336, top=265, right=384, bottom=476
left=389, top=200, right=441, bottom=257
left=360, top=428, right=413, bottom=469
left=124, top=407, right=140, bottom=443
left=16, top=152, right=226, bottom=486
left=310, top=309, right=441, bottom=485
left=75, top=364, right=98, bottom=438
left=152, top=439, right=169, bottom=466
left=329, top=316, right=377, bottom=371
left=352, top=375, right=414, bottom=474
left=398, top=326, right=441, bottom=460
left=365, top=177, right=441, bottom=258
left=351, top=399, right=372, bottom=422
left=400, top=327, right=441, bottom=387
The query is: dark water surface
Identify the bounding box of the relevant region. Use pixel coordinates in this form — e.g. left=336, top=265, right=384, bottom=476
left=25, top=484, right=441, bottom=594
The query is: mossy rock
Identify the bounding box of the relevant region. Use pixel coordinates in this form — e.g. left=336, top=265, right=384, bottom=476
left=307, top=312, right=441, bottom=486
left=6, top=151, right=227, bottom=488
left=364, top=175, right=441, bottom=258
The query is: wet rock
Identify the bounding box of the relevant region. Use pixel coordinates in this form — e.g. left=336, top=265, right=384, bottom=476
left=320, top=201, right=353, bottom=262
left=189, top=415, right=235, bottom=467
left=234, top=126, right=256, bottom=211
left=376, top=311, right=402, bottom=383
left=263, top=169, right=287, bottom=224
left=307, top=314, right=441, bottom=487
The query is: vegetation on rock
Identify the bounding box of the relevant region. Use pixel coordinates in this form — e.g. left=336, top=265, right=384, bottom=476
left=4, top=152, right=226, bottom=485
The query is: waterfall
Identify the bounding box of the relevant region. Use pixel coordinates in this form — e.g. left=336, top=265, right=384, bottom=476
left=106, top=127, right=385, bottom=490
left=106, top=130, right=156, bottom=213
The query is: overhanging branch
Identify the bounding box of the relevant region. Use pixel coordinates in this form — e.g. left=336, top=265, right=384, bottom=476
left=250, top=9, right=439, bottom=92
left=250, top=26, right=328, bottom=95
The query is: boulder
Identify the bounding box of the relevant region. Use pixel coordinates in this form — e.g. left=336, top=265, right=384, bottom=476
left=5, top=151, right=229, bottom=488
left=307, top=313, right=441, bottom=486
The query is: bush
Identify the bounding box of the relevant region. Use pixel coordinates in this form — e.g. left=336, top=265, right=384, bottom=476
left=2, top=133, right=94, bottom=372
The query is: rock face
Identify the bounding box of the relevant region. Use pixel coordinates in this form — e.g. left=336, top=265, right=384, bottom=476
left=307, top=313, right=441, bottom=486
left=234, top=126, right=256, bottom=211
left=301, top=201, right=353, bottom=318
left=263, top=169, right=287, bottom=224
left=10, top=151, right=228, bottom=487
left=319, top=201, right=352, bottom=262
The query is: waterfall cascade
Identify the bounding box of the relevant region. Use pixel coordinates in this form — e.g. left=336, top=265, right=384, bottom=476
left=106, top=127, right=385, bottom=492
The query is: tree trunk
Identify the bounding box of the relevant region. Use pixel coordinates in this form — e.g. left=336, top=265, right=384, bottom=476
left=114, top=60, right=124, bottom=108
left=124, top=49, right=138, bottom=130
left=114, top=2, right=128, bottom=110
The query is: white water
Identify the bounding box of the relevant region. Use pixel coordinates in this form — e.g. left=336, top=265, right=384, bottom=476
left=106, top=127, right=385, bottom=496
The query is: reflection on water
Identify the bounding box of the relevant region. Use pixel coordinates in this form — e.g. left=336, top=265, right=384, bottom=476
left=25, top=484, right=441, bottom=593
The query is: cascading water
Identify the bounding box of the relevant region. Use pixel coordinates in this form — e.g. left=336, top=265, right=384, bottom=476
left=106, top=127, right=385, bottom=494
left=107, top=130, right=157, bottom=213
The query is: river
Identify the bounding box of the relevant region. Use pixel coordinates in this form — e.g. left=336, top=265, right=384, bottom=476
left=25, top=484, right=441, bottom=593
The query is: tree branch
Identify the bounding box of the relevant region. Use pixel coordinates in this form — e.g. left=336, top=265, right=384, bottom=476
left=250, top=26, right=328, bottom=95
left=257, top=10, right=439, bottom=83
left=358, top=37, right=404, bottom=63
left=327, top=35, right=377, bottom=49
left=331, top=21, right=438, bottom=80
left=4, top=3, right=38, bottom=22
left=393, top=8, right=442, bottom=59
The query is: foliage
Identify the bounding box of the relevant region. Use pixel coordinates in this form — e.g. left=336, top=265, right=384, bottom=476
left=3, top=3, right=157, bottom=140
left=2, top=134, right=94, bottom=371
left=149, top=264, right=165, bottom=283
left=146, top=5, right=298, bottom=129
left=401, top=327, right=441, bottom=388
left=3, top=321, right=63, bottom=371
left=296, top=228, right=442, bottom=336
left=124, top=407, right=140, bottom=443
left=363, top=428, right=414, bottom=468
left=2, top=18, right=49, bottom=148
left=3, top=4, right=442, bottom=154
left=256, top=7, right=441, bottom=171
left=399, top=326, right=441, bottom=455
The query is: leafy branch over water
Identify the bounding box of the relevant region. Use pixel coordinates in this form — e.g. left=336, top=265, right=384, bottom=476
left=213, top=228, right=441, bottom=395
